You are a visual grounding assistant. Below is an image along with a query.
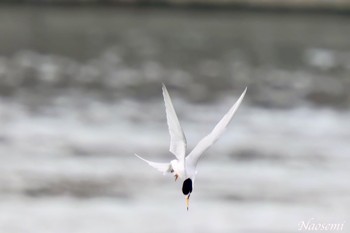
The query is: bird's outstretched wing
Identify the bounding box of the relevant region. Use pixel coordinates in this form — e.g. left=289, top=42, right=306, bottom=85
left=162, top=84, right=187, bottom=161
left=135, top=154, right=171, bottom=175
left=186, top=87, right=247, bottom=168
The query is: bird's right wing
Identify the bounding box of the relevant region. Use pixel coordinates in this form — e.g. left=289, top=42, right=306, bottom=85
left=162, top=84, right=187, bottom=161
left=135, top=153, right=171, bottom=175
left=186, top=87, right=247, bottom=168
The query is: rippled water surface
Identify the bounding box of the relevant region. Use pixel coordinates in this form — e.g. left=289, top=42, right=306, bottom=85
left=0, top=6, right=349, bottom=233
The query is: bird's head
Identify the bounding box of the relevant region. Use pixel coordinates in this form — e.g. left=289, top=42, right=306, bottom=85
left=182, top=178, right=193, bottom=210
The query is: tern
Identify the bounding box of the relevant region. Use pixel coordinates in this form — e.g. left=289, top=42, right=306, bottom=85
left=135, top=84, right=247, bottom=210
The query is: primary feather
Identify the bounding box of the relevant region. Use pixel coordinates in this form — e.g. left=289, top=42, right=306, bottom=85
left=186, top=87, right=247, bottom=168
left=162, top=84, right=187, bottom=161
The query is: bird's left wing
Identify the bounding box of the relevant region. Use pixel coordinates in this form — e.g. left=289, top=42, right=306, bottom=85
left=186, top=87, right=247, bottom=168
left=135, top=154, right=171, bottom=175
left=162, top=84, right=187, bottom=161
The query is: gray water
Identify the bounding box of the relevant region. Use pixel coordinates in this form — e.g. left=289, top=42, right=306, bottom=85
left=0, top=6, right=349, bottom=233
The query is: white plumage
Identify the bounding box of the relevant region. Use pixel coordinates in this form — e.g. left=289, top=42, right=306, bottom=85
left=135, top=84, right=247, bottom=210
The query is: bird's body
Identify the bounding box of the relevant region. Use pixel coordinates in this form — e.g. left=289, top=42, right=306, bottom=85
left=135, top=84, right=247, bottom=210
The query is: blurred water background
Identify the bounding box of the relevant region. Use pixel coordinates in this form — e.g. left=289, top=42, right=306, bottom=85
left=0, top=3, right=349, bottom=233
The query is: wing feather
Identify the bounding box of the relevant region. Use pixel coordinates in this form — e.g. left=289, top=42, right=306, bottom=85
left=162, top=84, right=187, bottom=161
left=186, top=87, right=247, bottom=168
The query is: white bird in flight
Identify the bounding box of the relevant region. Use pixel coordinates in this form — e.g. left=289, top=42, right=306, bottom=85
left=135, top=84, right=247, bottom=210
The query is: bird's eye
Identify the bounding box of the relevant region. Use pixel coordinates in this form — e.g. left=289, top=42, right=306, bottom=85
left=182, top=178, right=192, bottom=195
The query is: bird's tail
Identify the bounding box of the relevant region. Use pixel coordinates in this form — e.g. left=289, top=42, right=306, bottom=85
left=134, top=153, right=172, bottom=175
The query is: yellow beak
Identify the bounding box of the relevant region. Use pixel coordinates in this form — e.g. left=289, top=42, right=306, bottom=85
left=185, top=195, right=190, bottom=211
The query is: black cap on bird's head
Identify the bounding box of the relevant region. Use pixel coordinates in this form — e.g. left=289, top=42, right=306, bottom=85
left=182, top=178, right=192, bottom=210
left=182, top=178, right=192, bottom=195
